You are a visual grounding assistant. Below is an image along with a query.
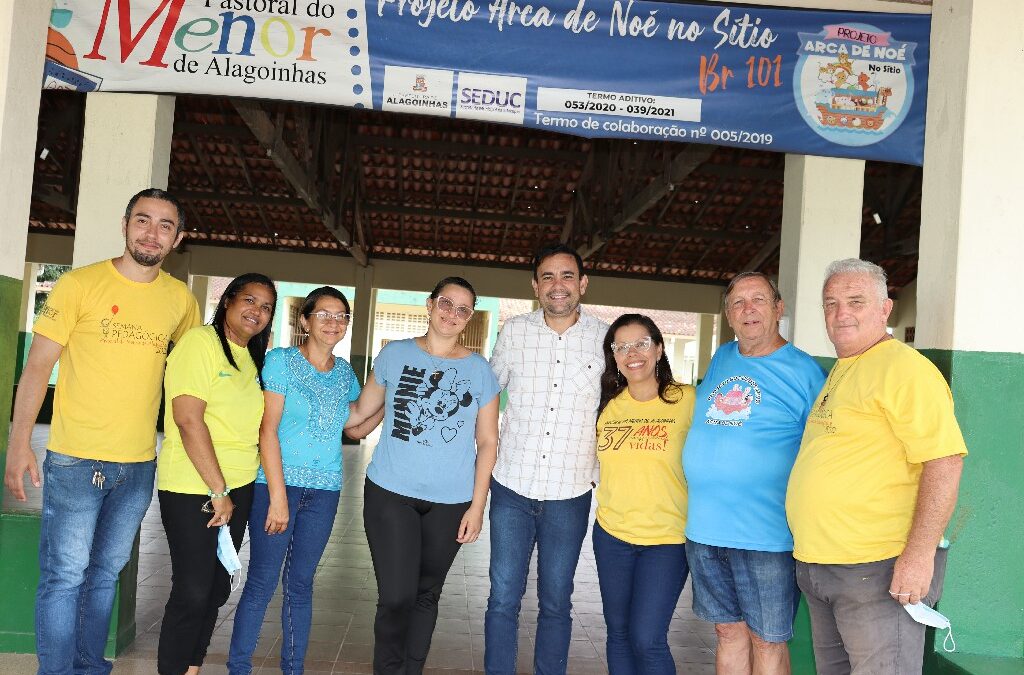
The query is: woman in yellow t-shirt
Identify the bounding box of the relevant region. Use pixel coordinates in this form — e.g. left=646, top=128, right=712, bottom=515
left=156, top=273, right=276, bottom=675
left=594, top=313, right=696, bottom=675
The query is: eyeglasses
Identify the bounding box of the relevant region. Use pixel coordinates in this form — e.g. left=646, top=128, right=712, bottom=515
left=610, top=336, right=653, bottom=354
left=309, top=311, right=351, bottom=324
left=435, top=295, right=474, bottom=321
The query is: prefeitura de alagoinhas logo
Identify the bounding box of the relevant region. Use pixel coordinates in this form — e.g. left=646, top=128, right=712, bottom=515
left=794, top=22, right=918, bottom=147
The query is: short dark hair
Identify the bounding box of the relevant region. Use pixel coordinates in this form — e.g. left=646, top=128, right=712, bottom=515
left=211, top=273, right=276, bottom=387
left=124, top=188, right=186, bottom=233
left=430, top=276, right=477, bottom=307
left=723, top=271, right=782, bottom=307
left=300, top=286, right=350, bottom=318
left=532, top=243, right=584, bottom=280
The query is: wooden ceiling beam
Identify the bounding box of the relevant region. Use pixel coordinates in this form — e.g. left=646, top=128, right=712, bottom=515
left=178, top=121, right=586, bottom=164
left=700, top=163, right=781, bottom=180
left=178, top=191, right=306, bottom=207
left=579, top=143, right=716, bottom=259
left=187, top=134, right=245, bottom=242
left=365, top=203, right=558, bottom=228
left=742, top=232, right=782, bottom=271
left=357, top=134, right=585, bottom=163
left=630, top=225, right=762, bottom=242
left=229, top=100, right=368, bottom=266
left=656, top=175, right=724, bottom=275
left=32, top=184, right=75, bottom=215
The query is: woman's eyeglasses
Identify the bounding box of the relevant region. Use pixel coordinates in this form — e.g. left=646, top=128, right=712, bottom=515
left=435, top=295, right=474, bottom=321
left=610, top=336, right=653, bottom=354
left=309, top=311, right=351, bottom=324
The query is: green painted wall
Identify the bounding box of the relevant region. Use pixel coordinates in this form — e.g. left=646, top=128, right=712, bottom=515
left=15, top=331, right=29, bottom=382
left=811, top=355, right=837, bottom=371
left=0, top=513, right=40, bottom=652
left=929, top=652, right=1024, bottom=674
left=0, top=513, right=136, bottom=656
left=920, top=349, right=1024, bottom=662
left=789, top=597, right=816, bottom=674
left=1, top=275, right=22, bottom=502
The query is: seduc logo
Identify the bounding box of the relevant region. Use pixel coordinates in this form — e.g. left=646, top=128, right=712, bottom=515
left=455, top=72, right=527, bottom=124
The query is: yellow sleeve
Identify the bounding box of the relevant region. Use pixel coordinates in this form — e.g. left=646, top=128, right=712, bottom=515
left=885, top=367, right=968, bottom=464
left=32, top=273, right=81, bottom=346
left=172, top=293, right=202, bottom=343
left=164, top=328, right=218, bottom=404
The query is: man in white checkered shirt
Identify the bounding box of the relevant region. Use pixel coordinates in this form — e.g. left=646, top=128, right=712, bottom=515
left=484, top=243, right=608, bottom=675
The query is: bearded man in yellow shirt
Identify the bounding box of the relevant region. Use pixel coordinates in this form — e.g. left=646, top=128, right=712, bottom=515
left=786, top=258, right=967, bottom=674
left=4, top=189, right=200, bottom=675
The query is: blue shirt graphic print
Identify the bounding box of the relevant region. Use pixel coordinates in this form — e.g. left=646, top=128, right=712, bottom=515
left=256, top=347, right=361, bottom=491
left=682, top=341, right=825, bottom=552
left=367, top=339, right=500, bottom=504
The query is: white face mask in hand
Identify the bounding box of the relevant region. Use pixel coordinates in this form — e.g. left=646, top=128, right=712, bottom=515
left=904, top=602, right=956, bottom=652
left=216, top=525, right=242, bottom=591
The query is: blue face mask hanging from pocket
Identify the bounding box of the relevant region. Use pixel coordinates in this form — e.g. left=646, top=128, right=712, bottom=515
left=903, top=602, right=956, bottom=652
left=216, top=525, right=242, bottom=592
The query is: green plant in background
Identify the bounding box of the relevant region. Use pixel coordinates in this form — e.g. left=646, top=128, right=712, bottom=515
left=33, top=264, right=69, bottom=317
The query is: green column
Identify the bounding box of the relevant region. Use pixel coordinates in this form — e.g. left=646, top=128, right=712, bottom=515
left=918, top=351, right=1024, bottom=673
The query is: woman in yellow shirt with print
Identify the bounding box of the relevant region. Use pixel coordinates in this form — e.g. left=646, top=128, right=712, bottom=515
left=156, top=273, right=277, bottom=675
left=594, top=313, right=696, bottom=675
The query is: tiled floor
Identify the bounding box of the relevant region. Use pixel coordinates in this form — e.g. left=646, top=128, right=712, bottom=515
left=2, top=427, right=717, bottom=673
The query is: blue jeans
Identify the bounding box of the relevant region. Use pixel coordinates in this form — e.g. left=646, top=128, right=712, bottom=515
left=227, top=483, right=340, bottom=675
left=592, top=522, right=688, bottom=675
left=686, top=541, right=799, bottom=642
left=484, top=479, right=592, bottom=675
left=35, top=450, right=155, bottom=675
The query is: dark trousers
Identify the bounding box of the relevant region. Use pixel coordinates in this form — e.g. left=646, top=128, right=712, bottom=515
left=592, top=522, right=688, bottom=675
left=796, top=547, right=948, bottom=675
left=157, top=482, right=255, bottom=675
left=363, top=478, right=468, bottom=675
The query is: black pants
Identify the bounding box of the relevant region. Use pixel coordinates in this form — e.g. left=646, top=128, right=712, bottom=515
left=363, top=478, right=469, bottom=675
left=156, top=482, right=254, bottom=675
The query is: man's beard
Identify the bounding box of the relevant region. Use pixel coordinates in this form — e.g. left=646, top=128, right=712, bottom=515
left=542, top=296, right=580, bottom=317
left=128, top=242, right=164, bottom=267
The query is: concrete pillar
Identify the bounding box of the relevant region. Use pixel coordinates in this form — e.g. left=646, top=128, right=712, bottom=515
left=716, top=311, right=734, bottom=348
left=349, top=264, right=377, bottom=384
left=671, top=339, right=690, bottom=384
left=891, top=278, right=917, bottom=346
left=915, top=0, right=1024, bottom=666
left=777, top=154, right=863, bottom=358
left=0, top=0, right=49, bottom=488
left=188, top=274, right=211, bottom=324
left=73, top=93, right=175, bottom=268
left=0, top=0, right=54, bottom=655
left=695, top=313, right=714, bottom=381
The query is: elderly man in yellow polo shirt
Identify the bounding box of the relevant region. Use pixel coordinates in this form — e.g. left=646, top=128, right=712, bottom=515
left=786, top=258, right=967, bottom=674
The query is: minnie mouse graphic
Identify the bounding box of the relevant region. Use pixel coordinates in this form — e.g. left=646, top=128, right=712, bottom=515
left=407, top=368, right=473, bottom=437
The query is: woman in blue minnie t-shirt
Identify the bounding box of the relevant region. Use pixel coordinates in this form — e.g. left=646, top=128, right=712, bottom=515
left=228, top=287, right=381, bottom=674
left=349, top=276, right=500, bottom=675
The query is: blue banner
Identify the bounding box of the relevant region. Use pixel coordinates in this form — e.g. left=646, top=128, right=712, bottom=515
left=44, top=1, right=930, bottom=164
left=367, top=1, right=929, bottom=164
